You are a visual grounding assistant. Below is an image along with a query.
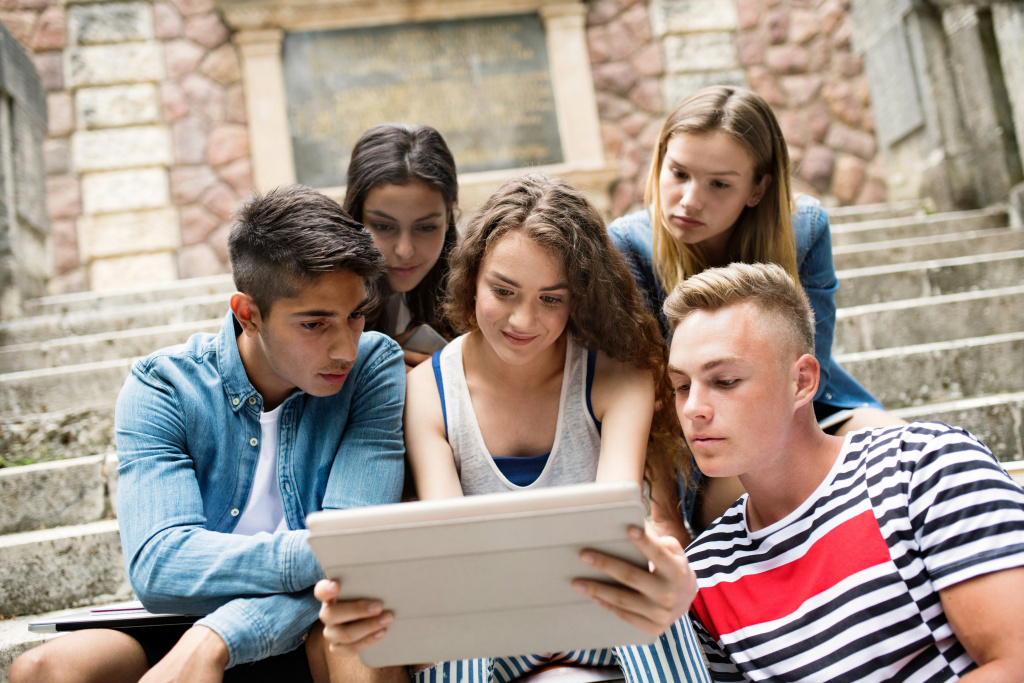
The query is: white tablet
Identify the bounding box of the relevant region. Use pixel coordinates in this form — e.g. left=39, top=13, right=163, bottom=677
left=305, top=481, right=657, bottom=668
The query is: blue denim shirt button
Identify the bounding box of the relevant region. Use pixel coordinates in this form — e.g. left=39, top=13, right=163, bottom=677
left=248, top=397, right=257, bottom=405
left=232, top=397, right=240, bottom=406
left=284, top=482, right=291, bottom=493
left=230, top=508, right=239, bottom=516
left=249, top=437, right=258, bottom=446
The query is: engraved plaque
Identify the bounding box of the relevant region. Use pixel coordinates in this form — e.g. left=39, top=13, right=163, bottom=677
left=283, top=14, right=564, bottom=188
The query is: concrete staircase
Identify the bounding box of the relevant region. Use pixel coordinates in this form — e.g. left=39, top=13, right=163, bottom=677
left=2, top=202, right=1024, bottom=680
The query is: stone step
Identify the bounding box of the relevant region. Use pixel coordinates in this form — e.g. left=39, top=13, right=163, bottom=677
left=0, top=608, right=73, bottom=682
left=0, top=359, right=132, bottom=417
left=0, top=520, right=131, bottom=617
left=23, top=274, right=235, bottom=317
left=834, top=285, right=1024, bottom=353
left=831, top=227, right=1024, bottom=270
left=0, top=454, right=115, bottom=534
left=830, top=207, right=1007, bottom=246
left=826, top=199, right=933, bottom=225
left=1, top=407, right=115, bottom=468
left=891, top=392, right=1024, bottom=462
left=0, top=294, right=226, bottom=346
left=0, top=319, right=221, bottom=373
left=838, top=331, right=1024, bottom=410
left=835, top=250, right=1024, bottom=307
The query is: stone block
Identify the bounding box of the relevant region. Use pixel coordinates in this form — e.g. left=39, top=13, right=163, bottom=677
left=0, top=455, right=106, bottom=534
left=68, top=2, right=152, bottom=45
left=76, top=83, right=159, bottom=129
left=179, top=202, right=218, bottom=244
left=45, top=175, right=80, bottom=220
left=172, top=115, right=207, bottom=164
left=796, top=145, right=834, bottom=192
left=66, top=42, right=163, bottom=87
left=765, top=44, right=808, bottom=74
left=44, top=91, right=71, bottom=136
left=0, top=520, right=130, bottom=616
left=207, top=123, right=248, bottom=167
left=164, top=38, right=204, bottom=81
left=167, top=0, right=214, bottom=18
left=664, top=69, right=746, bottom=109
left=183, top=12, right=227, bottom=49
left=170, top=165, right=217, bottom=204
left=77, top=207, right=179, bottom=260
left=832, top=154, right=866, bottom=203
left=178, top=241, right=225, bottom=278
left=51, top=218, right=79, bottom=273
left=90, top=251, right=177, bottom=291
left=200, top=43, right=240, bottom=85
left=31, top=6, right=66, bottom=51
left=80, top=167, right=170, bottom=215
left=181, top=72, right=224, bottom=121
left=162, top=81, right=189, bottom=121
left=44, top=137, right=68, bottom=175
left=217, top=155, right=252, bottom=195
left=833, top=229, right=1024, bottom=270
left=890, top=394, right=1024, bottom=462
left=0, top=10, right=37, bottom=48
left=650, top=0, right=737, bottom=36
left=631, top=42, right=663, bottom=77
left=825, top=121, right=876, bottom=159
left=153, top=1, right=183, bottom=39
left=72, top=126, right=172, bottom=172
left=201, top=181, right=236, bottom=221
left=592, top=62, right=639, bottom=97
left=663, top=32, right=738, bottom=72
left=32, top=51, right=63, bottom=91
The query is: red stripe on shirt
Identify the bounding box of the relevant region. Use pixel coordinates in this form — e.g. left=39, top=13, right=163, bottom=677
left=691, top=509, right=891, bottom=641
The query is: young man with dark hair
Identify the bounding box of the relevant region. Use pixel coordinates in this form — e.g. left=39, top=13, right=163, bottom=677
left=662, top=262, right=1024, bottom=682
left=12, top=185, right=407, bottom=683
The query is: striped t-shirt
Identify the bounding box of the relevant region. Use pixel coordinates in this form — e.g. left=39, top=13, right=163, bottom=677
left=687, top=422, right=1024, bottom=682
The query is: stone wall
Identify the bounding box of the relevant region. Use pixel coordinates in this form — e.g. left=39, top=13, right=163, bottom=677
left=1, top=0, right=250, bottom=294
left=2, top=0, right=888, bottom=293
left=590, top=0, right=888, bottom=217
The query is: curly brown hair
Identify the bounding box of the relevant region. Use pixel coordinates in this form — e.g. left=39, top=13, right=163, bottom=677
left=443, top=173, right=691, bottom=488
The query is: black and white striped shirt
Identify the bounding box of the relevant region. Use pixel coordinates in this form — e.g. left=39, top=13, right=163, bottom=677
left=687, top=422, right=1024, bottom=682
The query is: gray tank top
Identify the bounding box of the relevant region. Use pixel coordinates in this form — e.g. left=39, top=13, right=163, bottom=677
left=434, top=334, right=602, bottom=495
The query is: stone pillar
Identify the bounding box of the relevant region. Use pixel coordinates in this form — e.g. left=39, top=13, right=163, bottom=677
left=850, top=0, right=1023, bottom=209
left=236, top=29, right=295, bottom=191
left=540, top=3, right=604, bottom=167
left=66, top=0, right=180, bottom=290
left=993, top=2, right=1024, bottom=181
left=0, top=21, right=49, bottom=319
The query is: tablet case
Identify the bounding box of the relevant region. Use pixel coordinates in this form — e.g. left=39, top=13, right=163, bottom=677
left=306, top=481, right=658, bottom=668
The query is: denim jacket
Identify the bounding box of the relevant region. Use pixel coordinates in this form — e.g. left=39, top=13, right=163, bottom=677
left=115, top=311, right=406, bottom=667
left=607, top=195, right=881, bottom=411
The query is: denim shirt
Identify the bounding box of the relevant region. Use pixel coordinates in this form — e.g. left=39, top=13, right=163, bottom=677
left=607, top=195, right=882, bottom=410
left=115, top=311, right=406, bottom=667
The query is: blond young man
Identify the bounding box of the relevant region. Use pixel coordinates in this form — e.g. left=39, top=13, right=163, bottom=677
left=663, top=262, right=1024, bottom=681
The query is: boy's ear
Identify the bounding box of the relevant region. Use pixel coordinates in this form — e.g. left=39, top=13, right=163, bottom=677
left=792, top=353, right=819, bottom=408
left=230, top=293, right=262, bottom=336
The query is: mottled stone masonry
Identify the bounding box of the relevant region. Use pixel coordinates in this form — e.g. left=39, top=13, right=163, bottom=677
left=2, top=0, right=251, bottom=293
left=734, top=0, right=885, bottom=205
left=591, top=0, right=887, bottom=216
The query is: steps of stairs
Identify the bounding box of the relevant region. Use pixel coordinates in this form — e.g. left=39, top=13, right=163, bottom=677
left=829, top=207, right=1007, bottom=246
left=1, top=407, right=115, bottom=468
left=837, top=331, right=1024, bottom=414
left=825, top=199, right=932, bottom=224
left=0, top=319, right=222, bottom=373
left=0, top=294, right=226, bottom=346
left=0, top=520, right=131, bottom=618
left=22, top=274, right=235, bottom=317
left=0, top=359, right=133, bottom=417
left=835, top=250, right=1024, bottom=307
left=0, top=454, right=113, bottom=535
left=889, top=392, right=1024, bottom=461
left=832, top=227, right=1024, bottom=269
left=833, top=285, right=1024, bottom=353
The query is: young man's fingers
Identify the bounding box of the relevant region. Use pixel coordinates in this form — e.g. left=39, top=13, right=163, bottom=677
left=322, top=613, right=394, bottom=653
left=580, top=546, right=659, bottom=596
left=581, top=593, right=664, bottom=636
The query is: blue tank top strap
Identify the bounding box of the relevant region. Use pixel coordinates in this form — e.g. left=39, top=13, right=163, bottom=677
left=431, top=349, right=448, bottom=438
left=585, top=349, right=601, bottom=434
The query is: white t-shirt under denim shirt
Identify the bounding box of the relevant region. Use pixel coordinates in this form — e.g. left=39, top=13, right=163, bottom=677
left=232, top=404, right=287, bottom=535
